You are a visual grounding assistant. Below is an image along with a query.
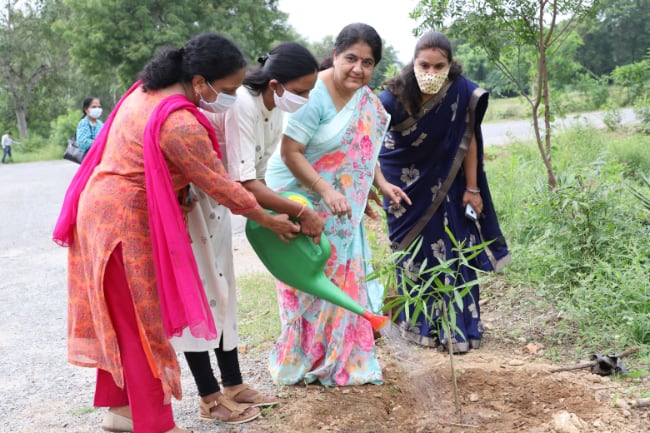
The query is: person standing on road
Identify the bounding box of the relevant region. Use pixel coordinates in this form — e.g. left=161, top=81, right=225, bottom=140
left=76, top=97, right=104, bottom=154
left=2, top=131, right=20, bottom=163
left=170, top=41, right=323, bottom=424
left=378, top=31, right=511, bottom=353
left=53, top=33, right=299, bottom=433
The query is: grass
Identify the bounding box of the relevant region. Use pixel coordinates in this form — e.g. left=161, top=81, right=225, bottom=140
left=7, top=142, right=64, bottom=163
left=482, top=96, right=530, bottom=122
left=485, top=125, right=650, bottom=368
left=237, top=272, right=281, bottom=352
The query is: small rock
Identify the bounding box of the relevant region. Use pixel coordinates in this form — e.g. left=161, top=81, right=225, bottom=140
left=552, top=410, right=588, bottom=433
left=522, top=343, right=542, bottom=354
left=615, top=399, right=630, bottom=409
left=469, top=393, right=480, bottom=402
left=508, top=359, right=526, bottom=366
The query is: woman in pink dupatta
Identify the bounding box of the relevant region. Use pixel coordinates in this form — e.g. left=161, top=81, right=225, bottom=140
left=52, top=33, right=298, bottom=433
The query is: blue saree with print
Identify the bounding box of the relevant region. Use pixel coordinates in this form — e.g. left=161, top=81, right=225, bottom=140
left=378, top=76, right=511, bottom=352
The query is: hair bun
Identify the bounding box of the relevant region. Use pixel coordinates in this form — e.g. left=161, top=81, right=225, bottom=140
left=257, top=54, right=269, bottom=65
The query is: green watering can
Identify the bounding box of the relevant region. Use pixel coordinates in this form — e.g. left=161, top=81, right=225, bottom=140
left=245, top=191, right=389, bottom=332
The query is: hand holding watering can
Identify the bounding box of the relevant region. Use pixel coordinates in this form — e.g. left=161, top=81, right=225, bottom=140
left=245, top=191, right=389, bottom=332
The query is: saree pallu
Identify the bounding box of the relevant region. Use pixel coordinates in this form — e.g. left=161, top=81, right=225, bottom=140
left=378, top=77, right=511, bottom=351
left=265, top=84, right=387, bottom=385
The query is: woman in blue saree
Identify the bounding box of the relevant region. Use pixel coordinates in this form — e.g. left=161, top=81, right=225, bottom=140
left=378, top=32, right=511, bottom=353
left=265, top=23, right=410, bottom=385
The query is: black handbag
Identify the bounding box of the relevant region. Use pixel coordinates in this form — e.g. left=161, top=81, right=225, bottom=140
left=63, top=136, right=85, bottom=164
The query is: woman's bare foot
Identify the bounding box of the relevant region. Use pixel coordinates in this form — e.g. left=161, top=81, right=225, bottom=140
left=108, top=405, right=131, bottom=419
left=164, top=427, right=192, bottom=433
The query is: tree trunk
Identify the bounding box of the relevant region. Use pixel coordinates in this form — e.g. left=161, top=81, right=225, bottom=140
left=15, top=109, right=28, bottom=139
left=536, top=1, right=558, bottom=190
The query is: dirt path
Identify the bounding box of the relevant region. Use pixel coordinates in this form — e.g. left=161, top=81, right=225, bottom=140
left=1, top=160, right=648, bottom=432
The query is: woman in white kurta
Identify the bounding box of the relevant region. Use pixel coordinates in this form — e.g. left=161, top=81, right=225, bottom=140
left=170, top=42, right=323, bottom=424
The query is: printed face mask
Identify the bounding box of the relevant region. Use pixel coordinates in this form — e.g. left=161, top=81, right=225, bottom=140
left=88, top=107, right=103, bottom=119
left=199, top=82, right=237, bottom=113
left=273, top=85, right=309, bottom=113
left=414, top=67, right=449, bottom=95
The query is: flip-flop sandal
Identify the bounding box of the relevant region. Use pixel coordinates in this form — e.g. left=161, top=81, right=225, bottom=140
left=223, top=383, right=281, bottom=408
left=199, top=394, right=261, bottom=424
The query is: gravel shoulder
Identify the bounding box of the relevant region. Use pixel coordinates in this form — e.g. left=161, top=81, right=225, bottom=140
left=0, top=160, right=269, bottom=433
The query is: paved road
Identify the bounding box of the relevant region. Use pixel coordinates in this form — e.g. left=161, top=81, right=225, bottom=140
left=482, top=107, right=636, bottom=147
left=0, top=161, right=265, bottom=433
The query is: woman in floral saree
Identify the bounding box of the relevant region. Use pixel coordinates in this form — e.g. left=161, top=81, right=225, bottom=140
left=378, top=32, right=511, bottom=353
left=265, top=23, right=410, bottom=386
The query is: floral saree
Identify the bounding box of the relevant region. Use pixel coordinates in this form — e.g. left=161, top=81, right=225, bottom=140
left=265, top=80, right=388, bottom=385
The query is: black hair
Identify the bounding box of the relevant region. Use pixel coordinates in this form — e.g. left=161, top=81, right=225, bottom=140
left=139, top=33, right=247, bottom=91
left=244, top=42, right=318, bottom=95
left=385, top=31, right=463, bottom=116
left=81, top=96, right=99, bottom=118
left=319, top=23, right=383, bottom=70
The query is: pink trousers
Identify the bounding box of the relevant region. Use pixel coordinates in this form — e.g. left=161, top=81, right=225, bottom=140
left=92, top=245, right=175, bottom=433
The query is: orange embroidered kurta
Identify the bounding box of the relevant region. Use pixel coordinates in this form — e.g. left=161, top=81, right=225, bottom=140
left=67, top=88, right=258, bottom=402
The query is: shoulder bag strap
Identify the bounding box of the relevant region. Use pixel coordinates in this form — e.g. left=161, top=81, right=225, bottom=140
left=397, top=87, right=486, bottom=251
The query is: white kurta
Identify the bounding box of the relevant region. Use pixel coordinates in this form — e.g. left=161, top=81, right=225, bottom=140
left=170, top=88, right=284, bottom=352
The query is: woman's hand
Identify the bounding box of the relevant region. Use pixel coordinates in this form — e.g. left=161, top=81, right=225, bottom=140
left=364, top=188, right=382, bottom=219
left=298, top=207, right=325, bottom=244
left=462, top=191, right=483, bottom=217
left=247, top=206, right=300, bottom=242
left=262, top=212, right=301, bottom=242
left=178, top=187, right=198, bottom=214
left=378, top=181, right=412, bottom=208
left=321, top=188, right=351, bottom=218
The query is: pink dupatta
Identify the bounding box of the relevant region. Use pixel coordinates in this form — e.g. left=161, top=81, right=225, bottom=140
left=53, top=81, right=219, bottom=340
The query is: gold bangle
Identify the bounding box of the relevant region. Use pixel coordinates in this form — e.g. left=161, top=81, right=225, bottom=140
left=310, top=176, right=323, bottom=191
left=296, top=204, right=306, bottom=218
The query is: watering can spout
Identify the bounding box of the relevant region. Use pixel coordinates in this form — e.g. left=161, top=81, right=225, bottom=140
left=245, top=191, right=389, bottom=332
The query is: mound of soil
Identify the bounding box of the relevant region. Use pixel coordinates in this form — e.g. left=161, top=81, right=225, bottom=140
left=250, top=326, right=649, bottom=433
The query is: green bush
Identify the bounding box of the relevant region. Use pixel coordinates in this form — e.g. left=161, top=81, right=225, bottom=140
left=487, top=126, right=650, bottom=352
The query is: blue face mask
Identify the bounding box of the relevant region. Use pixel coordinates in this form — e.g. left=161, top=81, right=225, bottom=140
left=199, top=82, right=237, bottom=113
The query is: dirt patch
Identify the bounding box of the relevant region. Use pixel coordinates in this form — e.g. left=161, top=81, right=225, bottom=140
left=233, top=215, right=650, bottom=433
left=248, top=329, right=650, bottom=433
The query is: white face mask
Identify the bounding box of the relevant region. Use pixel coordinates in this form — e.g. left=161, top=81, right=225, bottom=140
left=88, top=107, right=103, bottom=119
left=414, top=67, right=449, bottom=95
left=273, top=85, right=309, bottom=113
left=199, top=82, right=237, bottom=113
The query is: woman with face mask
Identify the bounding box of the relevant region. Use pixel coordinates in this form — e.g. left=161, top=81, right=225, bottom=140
left=378, top=31, right=511, bottom=353
left=53, top=33, right=300, bottom=433
left=170, top=41, right=325, bottom=423
left=76, top=96, right=104, bottom=153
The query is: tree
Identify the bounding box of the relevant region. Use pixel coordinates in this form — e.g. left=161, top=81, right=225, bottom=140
left=59, top=0, right=292, bottom=92
left=576, top=0, right=650, bottom=77
left=411, top=0, right=598, bottom=189
left=0, top=0, right=67, bottom=138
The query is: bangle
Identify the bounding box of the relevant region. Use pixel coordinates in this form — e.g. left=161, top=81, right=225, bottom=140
left=310, top=176, right=323, bottom=191
left=466, top=187, right=481, bottom=194
left=296, top=204, right=306, bottom=218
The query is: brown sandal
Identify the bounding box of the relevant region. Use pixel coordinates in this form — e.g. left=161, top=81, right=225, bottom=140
left=199, top=394, right=260, bottom=424
left=223, top=383, right=281, bottom=408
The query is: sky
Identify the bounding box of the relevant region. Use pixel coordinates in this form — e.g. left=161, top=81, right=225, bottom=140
left=277, top=0, right=421, bottom=64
